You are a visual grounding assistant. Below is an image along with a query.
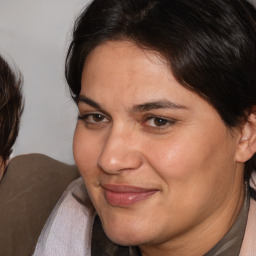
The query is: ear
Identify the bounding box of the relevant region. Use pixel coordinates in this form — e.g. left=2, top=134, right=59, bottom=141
left=235, top=108, right=256, bottom=163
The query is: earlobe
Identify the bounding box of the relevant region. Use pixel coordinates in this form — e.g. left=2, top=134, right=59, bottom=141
left=235, top=109, right=256, bottom=163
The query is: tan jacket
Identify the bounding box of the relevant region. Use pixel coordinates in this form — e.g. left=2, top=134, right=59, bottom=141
left=0, top=154, right=79, bottom=256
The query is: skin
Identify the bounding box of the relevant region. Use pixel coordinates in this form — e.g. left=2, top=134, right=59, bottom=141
left=73, top=40, right=246, bottom=256
left=0, top=158, right=5, bottom=180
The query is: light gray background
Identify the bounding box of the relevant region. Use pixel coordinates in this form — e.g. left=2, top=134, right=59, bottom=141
left=0, top=0, right=255, bottom=164
left=0, top=0, right=90, bottom=164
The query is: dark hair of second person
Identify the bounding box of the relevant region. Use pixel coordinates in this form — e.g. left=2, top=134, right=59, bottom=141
left=0, top=55, right=23, bottom=178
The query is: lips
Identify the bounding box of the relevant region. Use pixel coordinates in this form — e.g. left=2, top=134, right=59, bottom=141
left=102, top=184, right=158, bottom=207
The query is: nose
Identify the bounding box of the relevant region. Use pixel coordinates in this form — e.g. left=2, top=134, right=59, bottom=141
left=98, top=127, right=143, bottom=174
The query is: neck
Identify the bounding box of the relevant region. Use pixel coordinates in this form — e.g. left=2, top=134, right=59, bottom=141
left=0, top=159, right=6, bottom=180
left=140, top=176, right=245, bottom=256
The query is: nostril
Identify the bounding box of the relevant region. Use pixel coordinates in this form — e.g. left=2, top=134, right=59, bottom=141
left=97, top=128, right=143, bottom=174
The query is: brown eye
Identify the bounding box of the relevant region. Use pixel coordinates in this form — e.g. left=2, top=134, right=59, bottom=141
left=92, top=114, right=105, bottom=122
left=153, top=118, right=168, bottom=126
left=143, top=116, right=176, bottom=129
left=78, top=113, right=109, bottom=125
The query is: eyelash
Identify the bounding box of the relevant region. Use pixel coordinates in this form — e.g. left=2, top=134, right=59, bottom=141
left=78, top=113, right=110, bottom=128
left=78, top=113, right=176, bottom=130
left=143, top=116, right=176, bottom=129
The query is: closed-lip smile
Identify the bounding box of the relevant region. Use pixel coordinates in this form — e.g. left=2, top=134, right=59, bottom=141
left=101, top=184, right=158, bottom=207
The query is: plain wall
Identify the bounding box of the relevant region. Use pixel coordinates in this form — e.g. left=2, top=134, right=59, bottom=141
left=0, top=0, right=90, bottom=164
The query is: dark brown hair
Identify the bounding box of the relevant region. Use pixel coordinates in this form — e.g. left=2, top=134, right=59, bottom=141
left=65, top=0, right=256, bottom=177
left=0, top=55, right=23, bottom=172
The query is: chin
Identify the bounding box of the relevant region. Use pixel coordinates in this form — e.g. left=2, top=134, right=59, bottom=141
left=105, top=230, right=146, bottom=247
left=102, top=219, right=151, bottom=246
left=97, top=201, right=158, bottom=246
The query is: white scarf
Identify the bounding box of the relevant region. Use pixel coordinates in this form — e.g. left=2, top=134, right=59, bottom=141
left=33, top=178, right=95, bottom=256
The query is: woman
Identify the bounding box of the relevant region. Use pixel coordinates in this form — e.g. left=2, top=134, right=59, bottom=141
left=34, top=0, right=256, bottom=255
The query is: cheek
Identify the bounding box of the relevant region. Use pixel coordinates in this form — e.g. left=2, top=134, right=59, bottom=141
left=144, top=133, right=204, bottom=179
left=73, top=126, right=101, bottom=178
left=144, top=127, right=236, bottom=196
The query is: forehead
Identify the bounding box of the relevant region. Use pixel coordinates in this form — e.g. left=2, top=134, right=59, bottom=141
left=82, top=40, right=181, bottom=99
left=82, top=40, right=168, bottom=85
left=80, top=40, right=216, bottom=117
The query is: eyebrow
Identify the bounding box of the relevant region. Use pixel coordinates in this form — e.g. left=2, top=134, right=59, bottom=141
left=76, top=95, right=188, bottom=112
left=131, top=100, right=188, bottom=112
left=76, top=95, right=102, bottom=109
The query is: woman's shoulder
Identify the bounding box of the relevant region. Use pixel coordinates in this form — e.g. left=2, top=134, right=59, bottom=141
left=0, top=153, right=80, bottom=256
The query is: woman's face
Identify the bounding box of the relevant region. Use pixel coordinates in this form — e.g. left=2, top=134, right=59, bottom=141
left=73, top=40, right=244, bottom=249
